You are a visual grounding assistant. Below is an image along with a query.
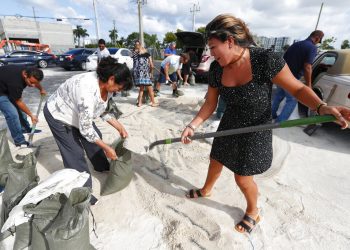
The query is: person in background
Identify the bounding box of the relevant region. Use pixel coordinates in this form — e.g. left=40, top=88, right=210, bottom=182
left=180, top=14, right=349, bottom=234
left=132, top=40, right=157, bottom=107
left=164, top=42, right=177, bottom=57
left=44, top=57, right=133, bottom=205
left=97, top=39, right=110, bottom=63
left=0, top=66, right=45, bottom=146
left=155, top=53, right=189, bottom=98
left=272, top=30, right=324, bottom=121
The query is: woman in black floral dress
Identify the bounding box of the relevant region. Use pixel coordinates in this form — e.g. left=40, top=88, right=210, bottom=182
left=132, top=41, right=158, bottom=107
left=180, top=14, right=350, bottom=234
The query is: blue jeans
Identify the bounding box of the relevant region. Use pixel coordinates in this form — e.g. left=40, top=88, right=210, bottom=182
left=216, top=96, right=226, bottom=119
left=0, top=95, right=29, bottom=145
left=272, top=86, right=297, bottom=122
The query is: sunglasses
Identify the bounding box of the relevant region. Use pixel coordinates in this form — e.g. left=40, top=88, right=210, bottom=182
left=204, top=30, right=235, bottom=42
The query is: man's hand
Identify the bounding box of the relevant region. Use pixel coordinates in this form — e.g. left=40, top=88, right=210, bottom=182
left=40, top=89, right=47, bottom=96
left=30, top=114, right=38, bottom=124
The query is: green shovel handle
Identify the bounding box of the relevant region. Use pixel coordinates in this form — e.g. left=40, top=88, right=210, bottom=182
left=279, top=115, right=336, bottom=128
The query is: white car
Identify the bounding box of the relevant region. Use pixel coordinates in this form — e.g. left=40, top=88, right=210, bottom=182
left=86, top=48, right=133, bottom=71
left=309, top=49, right=350, bottom=109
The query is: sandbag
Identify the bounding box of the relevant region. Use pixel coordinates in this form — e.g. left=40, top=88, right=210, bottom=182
left=100, top=139, right=133, bottom=196
left=0, top=129, right=15, bottom=186
left=2, top=169, right=89, bottom=233
left=0, top=152, right=39, bottom=229
left=24, top=187, right=95, bottom=250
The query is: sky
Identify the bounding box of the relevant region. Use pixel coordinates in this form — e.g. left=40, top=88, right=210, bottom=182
left=1, top=0, right=349, bottom=48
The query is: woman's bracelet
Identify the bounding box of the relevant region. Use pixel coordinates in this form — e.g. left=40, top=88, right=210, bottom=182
left=316, top=102, right=327, bottom=115
left=186, top=124, right=196, bottom=131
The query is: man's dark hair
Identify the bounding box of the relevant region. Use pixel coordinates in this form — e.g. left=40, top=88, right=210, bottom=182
left=25, top=67, right=44, bottom=81
left=309, top=30, right=324, bottom=38
left=98, top=39, right=106, bottom=45
left=97, top=56, right=133, bottom=91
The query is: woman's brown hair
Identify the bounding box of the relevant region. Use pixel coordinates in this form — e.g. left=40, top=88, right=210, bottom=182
left=205, top=14, right=256, bottom=47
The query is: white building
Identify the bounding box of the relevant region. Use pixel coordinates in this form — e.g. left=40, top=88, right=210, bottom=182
left=256, top=36, right=291, bottom=52
left=0, top=17, right=74, bottom=53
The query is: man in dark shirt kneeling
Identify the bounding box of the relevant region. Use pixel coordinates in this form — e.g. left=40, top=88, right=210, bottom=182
left=0, top=65, right=45, bottom=146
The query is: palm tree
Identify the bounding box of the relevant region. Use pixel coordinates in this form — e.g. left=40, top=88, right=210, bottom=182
left=73, top=25, right=89, bottom=47
left=109, top=28, right=118, bottom=46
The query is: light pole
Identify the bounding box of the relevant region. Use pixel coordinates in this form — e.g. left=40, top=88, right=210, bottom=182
left=137, top=0, right=146, bottom=47
left=315, top=2, right=324, bottom=30
left=190, top=2, right=200, bottom=32
left=32, top=6, right=42, bottom=43
left=93, top=0, right=100, bottom=40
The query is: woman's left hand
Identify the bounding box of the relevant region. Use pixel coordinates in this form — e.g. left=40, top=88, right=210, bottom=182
left=319, top=105, right=350, bottom=129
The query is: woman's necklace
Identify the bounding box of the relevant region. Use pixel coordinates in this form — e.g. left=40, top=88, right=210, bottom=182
left=228, top=47, right=246, bottom=66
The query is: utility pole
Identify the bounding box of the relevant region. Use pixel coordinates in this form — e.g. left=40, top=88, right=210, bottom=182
left=93, top=0, right=100, bottom=40
left=1, top=17, right=11, bottom=52
left=315, top=2, right=324, bottom=30
left=190, top=2, right=200, bottom=32
left=137, top=0, right=146, bottom=47
left=32, top=7, right=42, bottom=43
left=113, top=19, right=117, bottom=47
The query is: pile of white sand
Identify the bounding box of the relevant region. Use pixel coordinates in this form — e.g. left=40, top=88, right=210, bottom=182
left=6, top=84, right=350, bottom=249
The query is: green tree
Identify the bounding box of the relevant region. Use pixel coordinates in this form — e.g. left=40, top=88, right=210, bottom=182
left=125, top=32, right=160, bottom=48
left=73, top=25, right=89, bottom=47
left=196, top=26, right=206, bottom=34
left=144, top=33, right=160, bottom=48
left=125, top=32, right=140, bottom=47
left=109, top=27, right=118, bottom=46
left=117, top=37, right=126, bottom=47
left=163, top=32, right=177, bottom=46
left=320, top=37, right=336, bottom=50
left=341, top=39, right=350, bottom=49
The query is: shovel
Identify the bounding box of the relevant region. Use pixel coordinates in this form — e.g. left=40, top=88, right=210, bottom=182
left=145, top=115, right=336, bottom=152
left=303, top=85, right=338, bottom=136
left=15, top=94, right=46, bottom=160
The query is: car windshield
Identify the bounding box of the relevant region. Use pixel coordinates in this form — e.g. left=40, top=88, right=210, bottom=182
left=108, top=48, right=119, bottom=54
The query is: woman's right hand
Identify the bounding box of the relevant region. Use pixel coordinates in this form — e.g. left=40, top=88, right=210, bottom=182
left=104, top=145, right=117, bottom=160
left=181, top=126, right=195, bottom=144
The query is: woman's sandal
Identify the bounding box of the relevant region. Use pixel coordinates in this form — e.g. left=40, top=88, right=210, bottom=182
left=186, top=189, right=211, bottom=199
left=235, top=214, right=260, bottom=234
left=151, top=102, right=159, bottom=107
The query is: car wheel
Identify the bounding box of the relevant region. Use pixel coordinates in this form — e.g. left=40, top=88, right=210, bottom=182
left=0, top=61, right=4, bottom=67
left=63, top=67, right=71, bottom=71
left=38, top=60, right=48, bottom=68
left=80, top=61, right=87, bottom=71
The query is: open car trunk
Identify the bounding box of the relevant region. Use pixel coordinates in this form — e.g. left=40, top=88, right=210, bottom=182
left=175, top=31, right=205, bottom=69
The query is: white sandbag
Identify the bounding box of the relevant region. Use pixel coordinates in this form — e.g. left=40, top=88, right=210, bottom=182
left=1, top=169, right=89, bottom=233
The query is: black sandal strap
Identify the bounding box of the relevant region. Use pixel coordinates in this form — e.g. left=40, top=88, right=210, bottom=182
left=237, top=221, right=253, bottom=233
left=243, top=214, right=257, bottom=225
left=196, top=189, right=203, bottom=197
left=189, top=189, right=195, bottom=198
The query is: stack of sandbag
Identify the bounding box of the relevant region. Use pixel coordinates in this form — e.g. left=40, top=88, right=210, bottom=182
left=0, top=129, right=16, bottom=186
left=0, top=169, right=91, bottom=250
left=100, top=139, right=133, bottom=196
left=0, top=152, right=39, bottom=229
left=24, top=187, right=95, bottom=250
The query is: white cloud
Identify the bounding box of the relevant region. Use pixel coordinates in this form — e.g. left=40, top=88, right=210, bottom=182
left=7, top=0, right=350, bottom=48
